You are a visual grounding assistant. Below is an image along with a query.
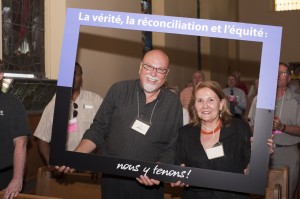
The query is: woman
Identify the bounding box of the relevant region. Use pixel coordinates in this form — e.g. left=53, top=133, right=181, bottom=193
left=175, top=81, right=251, bottom=198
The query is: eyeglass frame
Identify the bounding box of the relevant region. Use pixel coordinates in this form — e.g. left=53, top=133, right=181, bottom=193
left=141, top=63, right=169, bottom=74
left=278, top=71, right=290, bottom=76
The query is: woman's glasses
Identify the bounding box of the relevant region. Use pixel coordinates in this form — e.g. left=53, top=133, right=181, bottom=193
left=73, top=102, right=78, bottom=118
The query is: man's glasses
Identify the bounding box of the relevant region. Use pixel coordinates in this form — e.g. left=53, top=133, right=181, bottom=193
left=73, top=102, right=78, bottom=118
left=142, top=63, right=169, bottom=74
left=278, top=71, right=289, bottom=76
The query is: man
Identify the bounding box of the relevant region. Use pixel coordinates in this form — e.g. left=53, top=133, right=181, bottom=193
left=167, top=85, right=190, bottom=125
left=249, top=63, right=300, bottom=199
left=180, top=70, right=205, bottom=109
left=232, top=71, right=248, bottom=95
left=223, top=74, right=247, bottom=119
left=57, top=50, right=183, bottom=199
left=0, top=61, right=31, bottom=198
left=245, top=78, right=259, bottom=121
left=34, top=62, right=103, bottom=165
left=271, top=62, right=300, bottom=199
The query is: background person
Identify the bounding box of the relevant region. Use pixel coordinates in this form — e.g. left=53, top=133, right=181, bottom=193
left=231, top=71, right=248, bottom=95
left=245, top=78, right=258, bottom=122
left=34, top=62, right=103, bottom=165
left=249, top=62, right=300, bottom=199
left=166, top=85, right=190, bottom=125
left=180, top=71, right=205, bottom=109
left=223, top=74, right=247, bottom=119
left=0, top=61, right=31, bottom=199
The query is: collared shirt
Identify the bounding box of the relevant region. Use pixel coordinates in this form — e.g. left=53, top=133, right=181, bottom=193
left=223, top=87, right=247, bottom=115
left=249, top=88, right=300, bottom=145
left=183, top=107, right=190, bottom=125
left=274, top=89, right=300, bottom=145
left=34, top=89, right=103, bottom=151
left=83, top=79, right=183, bottom=164
left=247, top=95, right=257, bottom=125
left=180, top=86, right=193, bottom=109
left=0, top=91, right=31, bottom=169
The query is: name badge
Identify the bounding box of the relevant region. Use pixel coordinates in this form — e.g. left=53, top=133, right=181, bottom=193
left=272, top=130, right=282, bottom=134
left=131, top=119, right=150, bottom=135
left=84, top=105, right=93, bottom=109
left=68, top=118, right=78, bottom=133
left=205, top=143, right=224, bottom=160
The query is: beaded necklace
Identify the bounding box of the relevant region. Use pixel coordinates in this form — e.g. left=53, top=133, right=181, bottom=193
left=201, top=120, right=222, bottom=135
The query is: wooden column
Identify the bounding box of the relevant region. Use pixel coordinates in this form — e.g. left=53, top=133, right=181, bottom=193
left=25, top=113, right=44, bottom=186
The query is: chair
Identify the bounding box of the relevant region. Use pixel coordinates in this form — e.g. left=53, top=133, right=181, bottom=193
left=35, top=166, right=101, bottom=199
left=164, top=182, right=281, bottom=199
left=265, top=184, right=281, bottom=199
left=267, top=166, right=288, bottom=199
left=251, top=166, right=288, bottom=199
left=0, top=191, right=61, bottom=199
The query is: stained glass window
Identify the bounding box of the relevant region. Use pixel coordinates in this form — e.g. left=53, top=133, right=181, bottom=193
left=2, top=0, right=45, bottom=76
left=141, top=0, right=152, bottom=55
left=4, top=78, right=57, bottom=111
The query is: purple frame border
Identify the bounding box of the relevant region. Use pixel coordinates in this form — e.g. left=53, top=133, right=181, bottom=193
left=50, top=8, right=282, bottom=195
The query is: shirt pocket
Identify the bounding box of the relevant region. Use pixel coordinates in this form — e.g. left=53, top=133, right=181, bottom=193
left=80, top=107, right=97, bottom=124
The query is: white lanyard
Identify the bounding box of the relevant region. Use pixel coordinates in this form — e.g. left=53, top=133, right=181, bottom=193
left=277, top=91, right=285, bottom=119
left=137, top=92, right=158, bottom=124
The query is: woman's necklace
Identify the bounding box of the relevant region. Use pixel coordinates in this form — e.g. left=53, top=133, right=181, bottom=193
left=201, top=120, right=222, bottom=135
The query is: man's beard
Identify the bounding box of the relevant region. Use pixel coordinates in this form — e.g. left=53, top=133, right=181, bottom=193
left=142, top=75, right=161, bottom=93
left=143, top=83, right=158, bottom=93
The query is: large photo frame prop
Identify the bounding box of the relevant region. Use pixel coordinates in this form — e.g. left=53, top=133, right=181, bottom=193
left=50, top=8, right=282, bottom=195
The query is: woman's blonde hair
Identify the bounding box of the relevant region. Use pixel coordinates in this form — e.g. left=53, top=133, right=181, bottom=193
left=188, top=81, right=232, bottom=126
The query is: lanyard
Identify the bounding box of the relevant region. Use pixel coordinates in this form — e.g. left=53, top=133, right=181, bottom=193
left=137, top=92, right=159, bottom=125
left=277, top=91, right=285, bottom=119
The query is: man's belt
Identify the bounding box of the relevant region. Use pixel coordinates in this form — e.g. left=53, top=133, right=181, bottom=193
left=273, top=143, right=298, bottom=148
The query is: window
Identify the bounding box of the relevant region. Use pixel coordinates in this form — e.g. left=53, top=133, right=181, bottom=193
left=2, top=0, right=45, bottom=77
left=275, top=0, right=300, bottom=11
